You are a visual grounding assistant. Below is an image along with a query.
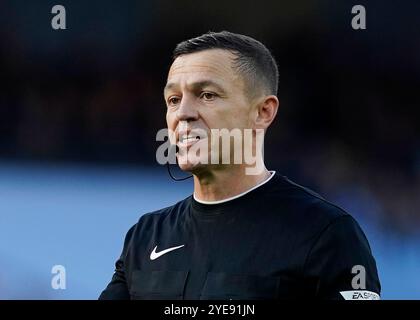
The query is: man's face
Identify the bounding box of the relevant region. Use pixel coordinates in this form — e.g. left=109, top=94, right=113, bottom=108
left=164, top=49, right=255, bottom=173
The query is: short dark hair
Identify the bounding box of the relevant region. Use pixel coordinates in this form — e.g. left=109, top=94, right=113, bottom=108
left=172, top=31, right=279, bottom=97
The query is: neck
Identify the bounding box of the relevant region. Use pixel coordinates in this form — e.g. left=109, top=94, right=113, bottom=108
left=193, top=163, right=270, bottom=202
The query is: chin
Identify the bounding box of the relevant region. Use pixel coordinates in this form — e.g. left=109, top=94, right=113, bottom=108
left=177, top=161, right=201, bottom=173
left=176, top=155, right=207, bottom=173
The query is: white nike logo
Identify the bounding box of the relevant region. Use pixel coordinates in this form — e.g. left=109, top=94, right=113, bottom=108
left=150, top=244, right=185, bottom=260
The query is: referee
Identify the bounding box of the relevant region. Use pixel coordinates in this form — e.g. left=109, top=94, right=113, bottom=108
left=99, top=31, right=381, bottom=300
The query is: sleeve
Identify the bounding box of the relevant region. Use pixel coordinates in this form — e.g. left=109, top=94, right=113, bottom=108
left=98, top=224, right=136, bottom=300
left=303, top=215, right=381, bottom=300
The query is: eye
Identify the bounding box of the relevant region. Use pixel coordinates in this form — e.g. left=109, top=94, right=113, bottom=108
left=168, top=96, right=180, bottom=106
left=200, top=92, right=217, bottom=101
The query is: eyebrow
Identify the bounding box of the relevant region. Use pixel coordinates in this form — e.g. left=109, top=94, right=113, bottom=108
left=164, top=80, right=227, bottom=95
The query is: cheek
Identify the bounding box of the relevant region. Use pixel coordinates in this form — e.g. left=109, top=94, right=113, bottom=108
left=223, top=98, right=250, bottom=124
left=217, top=108, right=250, bottom=130
left=165, top=113, right=177, bottom=145
left=166, top=111, right=176, bottom=129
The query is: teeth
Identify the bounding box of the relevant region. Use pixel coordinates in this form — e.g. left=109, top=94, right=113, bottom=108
left=180, top=134, right=201, bottom=143
left=182, top=137, right=199, bottom=143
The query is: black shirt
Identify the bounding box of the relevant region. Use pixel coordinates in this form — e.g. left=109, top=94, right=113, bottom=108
left=99, top=172, right=381, bottom=300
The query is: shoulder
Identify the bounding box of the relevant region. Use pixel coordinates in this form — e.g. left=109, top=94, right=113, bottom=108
left=126, top=195, right=192, bottom=237
left=265, top=174, right=354, bottom=236
left=273, top=174, right=348, bottom=217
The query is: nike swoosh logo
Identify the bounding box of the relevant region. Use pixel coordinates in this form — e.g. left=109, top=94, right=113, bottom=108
left=150, top=244, right=185, bottom=260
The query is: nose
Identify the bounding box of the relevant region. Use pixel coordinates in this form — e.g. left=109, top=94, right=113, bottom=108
left=176, top=95, right=199, bottom=122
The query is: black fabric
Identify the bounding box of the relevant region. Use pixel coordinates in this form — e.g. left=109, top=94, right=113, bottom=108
left=99, top=173, right=381, bottom=300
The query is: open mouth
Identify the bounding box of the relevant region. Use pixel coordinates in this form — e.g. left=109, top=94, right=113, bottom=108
left=176, top=128, right=208, bottom=149
left=179, top=135, right=201, bottom=144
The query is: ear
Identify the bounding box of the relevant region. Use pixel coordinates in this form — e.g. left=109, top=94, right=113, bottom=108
left=254, top=95, right=279, bottom=130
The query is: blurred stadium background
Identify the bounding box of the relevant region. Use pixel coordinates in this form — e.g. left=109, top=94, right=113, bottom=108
left=0, top=0, right=419, bottom=299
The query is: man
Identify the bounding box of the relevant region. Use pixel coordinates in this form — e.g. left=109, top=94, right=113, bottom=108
left=99, top=31, right=381, bottom=300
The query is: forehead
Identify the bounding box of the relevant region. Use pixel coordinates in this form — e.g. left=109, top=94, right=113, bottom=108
left=166, top=49, right=239, bottom=88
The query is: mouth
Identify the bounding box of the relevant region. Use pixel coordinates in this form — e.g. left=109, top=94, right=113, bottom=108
left=178, top=134, right=202, bottom=148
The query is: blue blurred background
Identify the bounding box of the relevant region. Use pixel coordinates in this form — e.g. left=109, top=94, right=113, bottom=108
left=0, top=0, right=419, bottom=299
